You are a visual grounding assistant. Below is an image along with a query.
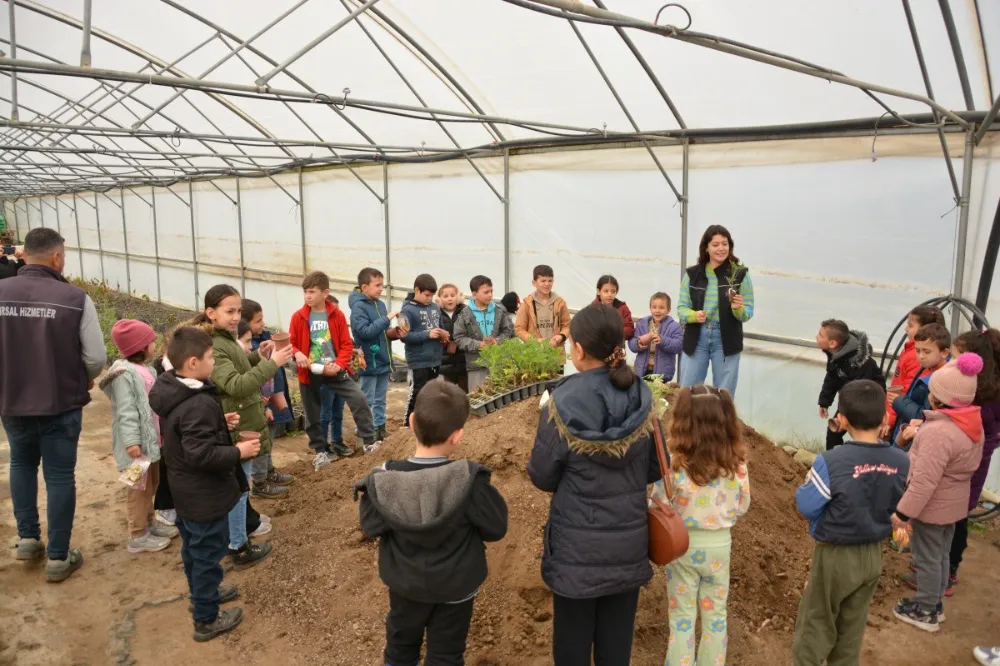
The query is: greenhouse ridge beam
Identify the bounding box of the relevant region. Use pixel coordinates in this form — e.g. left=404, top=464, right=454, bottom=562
left=509, top=0, right=972, bottom=129
left=937, top=0, right=976, bottom=112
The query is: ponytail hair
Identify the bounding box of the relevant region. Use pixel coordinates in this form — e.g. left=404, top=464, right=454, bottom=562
left=192, top=283, right=241, bottom=325
left=955, top=328, right=1000, bottom=403
left=569, top=303, right=636, bottom=390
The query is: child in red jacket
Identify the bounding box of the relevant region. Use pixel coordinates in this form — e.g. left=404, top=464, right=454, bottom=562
left=593, top=275, right=634, bottom=340
left=884, top=305, right=945, bottom=438
left=289, top=271, right=378, bottom=470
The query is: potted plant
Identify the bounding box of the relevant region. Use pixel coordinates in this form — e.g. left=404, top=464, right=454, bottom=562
left=724, top=258, right=748, bottom=303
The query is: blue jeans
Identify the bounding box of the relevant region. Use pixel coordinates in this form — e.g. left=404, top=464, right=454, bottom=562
left=360, top=373, right=389, bottom=429
left=680, top=324, right=741, bottom=396
left=227, top=460, right=251, bottom=550
left=320, top=385, right=345, bottom=445
left=177, top=515, right=229, bottom=624
left=2, top=409, right=83, bottom=560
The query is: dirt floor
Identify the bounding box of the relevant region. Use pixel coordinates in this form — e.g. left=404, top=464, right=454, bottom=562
left=3, top=385, right=1000, bottom=665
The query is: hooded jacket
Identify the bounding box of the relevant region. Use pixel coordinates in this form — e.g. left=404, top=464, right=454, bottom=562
left=628, top=315, right=684, bottom=381
left=354, top=458, right=509, bottom=603
left=453, top=300, right=515, bottom=368
left=528, top=368, right=661, bottom=599
left=818, top=330, right=885, bottom=409
left=100, top=360, right=161, bottom=471
left=591, top=297, right=635, bottom=340
left=148, top=371, right=242, bottom=523
left=348, top=288, right=393, bottom=377
left=970, top=400, right=1000, bottom=512
left=891, top=364, right=946, bottom=443
left=399, top=295, right=443, bottom=370
left=515, top=292, right=571, bottom=343
left=439, top=302, right=467, bottom=374
left=897, top=407, right=984, bottom=525
left=887, top=340, right=919, bottom=428
left=289, top=300, right=354, bottom=384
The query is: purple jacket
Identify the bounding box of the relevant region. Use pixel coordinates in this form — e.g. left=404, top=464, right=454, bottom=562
left=628, top=316, right=683, bottom=381
left=970, top=400, right=1000, bottom=511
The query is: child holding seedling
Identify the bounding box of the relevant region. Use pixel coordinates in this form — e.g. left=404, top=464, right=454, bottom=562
left=242, top=299, right=293, bottom=438
left=399, top=273, right=448, bottom=427
left=593, top=275, right=634, bottom=339
left=349, top=268, right=399, bottom=442
left=437, top=283, right=469, bottom=392
left=515, top=264, right=570, bottom=348
left=884, top=305, right=946, bottom=438
left=661, top=384, right=750, bottom=666
left=102, top=319, right=178, bottom=554
left=892, top=323, right=951, bottom=450
left=792, top=379, right=909, bottom=663
left=892, top=354, right=984, bottom=632
left=816, top=319, right=884, bottom=450
left=628, top=292, right=683, bottom=382
left=454, top=275, right=515, bottom=393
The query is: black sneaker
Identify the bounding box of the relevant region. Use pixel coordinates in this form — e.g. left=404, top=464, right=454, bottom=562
left=189, top=584, right=239, bottom=613
left=893, top=598, right=939, bottom=633
left=266, top=469, right=294, bottom=486
left=332, top=442, right=355, bottom=458
left=229, top=542, right=273, bottom=570
left=251, top=482, right=289, bottom=499
left=376, top=426, right=388, bottom=442
left=193, top=607, right=243, bottom=642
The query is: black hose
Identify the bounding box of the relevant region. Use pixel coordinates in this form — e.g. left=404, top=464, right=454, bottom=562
left=975, top=195, right=1000, bottom=326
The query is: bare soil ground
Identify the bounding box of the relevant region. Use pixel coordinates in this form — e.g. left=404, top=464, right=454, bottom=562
left=3, top=387, right=999, bottom=666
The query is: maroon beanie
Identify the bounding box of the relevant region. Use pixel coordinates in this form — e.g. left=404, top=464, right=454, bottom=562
left=112, top=319, right=156, bottom=359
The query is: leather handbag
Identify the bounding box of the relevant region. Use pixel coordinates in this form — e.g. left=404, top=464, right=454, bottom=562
left=648, top=417, right=690, bottom=566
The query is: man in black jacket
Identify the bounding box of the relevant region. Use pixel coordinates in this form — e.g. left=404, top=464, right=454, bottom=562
left=0, top=228, right=106, bottom=583
left=149, top=326, right=260, bottom=643
left=816, top=319, right=886, bottom=450
left=355, top=379, right=508, bottom=666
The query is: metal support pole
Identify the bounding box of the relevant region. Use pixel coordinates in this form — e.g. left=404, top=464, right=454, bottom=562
left=72, top=192, right=83, bottom=278
left=975, top=94, right=1000, bottom=146
left=188, top=182, right=199, bottom=310
left=39, top=194, right=45, bottom=228
left=255, top=0, right=382, bottom=87
left=298, top=167, right=307, bottom=276
left=7, top=0, right=18, bottom=121
left=235, top=177, right=246, bottom=294
left=93, top=192, right=105, bottom=282
left=53, top=195, right=62, bottom=237
left=938, top=0, right=976, bottom=111
left=80, top=0, right=93, bottom=68
left=150, top=186, right=161, bottom=302
left=952, top=130, right=975, bottom=334
left=383, top=162, right=391, bottom=311
left=504, top=149, right=511, bottom=294
left=120, top=188, right=131, bottom=293
left=680, top=140, right=690, bottom=283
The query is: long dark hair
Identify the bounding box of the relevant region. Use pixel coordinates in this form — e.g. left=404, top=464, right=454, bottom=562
left=570, top=303, right=636, bottom=390
left=191, top=284, right=240, bottom=325
left=954, top=329, right=1000, bottom=404
left=697, top=224, right=740, bottom=265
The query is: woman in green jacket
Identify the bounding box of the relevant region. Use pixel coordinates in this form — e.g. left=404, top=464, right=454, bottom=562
left=189, top=284, right=294, bottom=569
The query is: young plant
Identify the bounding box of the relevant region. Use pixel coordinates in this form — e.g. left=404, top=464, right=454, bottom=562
left=725, top=258, right=747, bottom=302
left=644, top=374, right=673, bottom=418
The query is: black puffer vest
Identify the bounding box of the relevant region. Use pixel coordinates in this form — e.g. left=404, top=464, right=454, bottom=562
left=681, top=261, right=747, bottom=358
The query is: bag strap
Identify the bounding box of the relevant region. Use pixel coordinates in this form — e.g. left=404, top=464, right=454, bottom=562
left=651, top=417, right=675, bottom=501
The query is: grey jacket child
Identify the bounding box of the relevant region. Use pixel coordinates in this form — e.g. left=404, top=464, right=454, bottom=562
left=453, top=300, right=515, bottom=368
left=100, top=359, right=161, bottom=471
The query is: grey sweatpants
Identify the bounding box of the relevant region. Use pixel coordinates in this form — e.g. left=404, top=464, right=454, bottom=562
left=911, top=519, right=955, bottom=611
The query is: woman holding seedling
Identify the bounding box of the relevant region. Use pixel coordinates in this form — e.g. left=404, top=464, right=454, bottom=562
left=677, top=225, right=754, bottom=397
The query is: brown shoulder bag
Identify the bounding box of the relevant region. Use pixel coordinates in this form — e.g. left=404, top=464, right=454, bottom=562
left=648, top=417, right=689, bottom=566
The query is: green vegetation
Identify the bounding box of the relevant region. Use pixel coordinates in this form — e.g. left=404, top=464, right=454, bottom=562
left=644, top=374, right=673, bottom=417
left=472, top=338, right=564, bottom=399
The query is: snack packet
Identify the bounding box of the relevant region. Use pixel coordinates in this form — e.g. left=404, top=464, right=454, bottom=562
left=119, top=455, right=151, bottom=491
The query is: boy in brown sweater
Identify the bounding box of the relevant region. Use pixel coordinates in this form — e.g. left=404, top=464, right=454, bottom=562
left=514, top=264, right=571, bottom=348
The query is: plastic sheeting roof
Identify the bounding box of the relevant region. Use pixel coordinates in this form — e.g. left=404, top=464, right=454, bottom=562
left=0, top=0, right=998, bottom=197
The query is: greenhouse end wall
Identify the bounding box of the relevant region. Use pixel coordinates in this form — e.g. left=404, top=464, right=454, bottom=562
left=4, top=135, right=1000, bottom=462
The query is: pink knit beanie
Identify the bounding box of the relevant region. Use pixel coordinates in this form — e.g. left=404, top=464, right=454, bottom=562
left=928, top=352, right=983, bottom=408
left=111, top=319, right=156, bottom=359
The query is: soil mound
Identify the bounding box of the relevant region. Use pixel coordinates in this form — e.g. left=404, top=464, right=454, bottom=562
left=236, top=401, right=887, bottom=665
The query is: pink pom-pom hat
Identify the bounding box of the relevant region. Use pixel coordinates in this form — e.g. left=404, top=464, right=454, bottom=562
left=929, top=352, right=982, bottom=408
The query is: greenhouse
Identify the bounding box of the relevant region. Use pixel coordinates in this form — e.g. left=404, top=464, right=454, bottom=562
left=2, top=0, right=1000, bottom=445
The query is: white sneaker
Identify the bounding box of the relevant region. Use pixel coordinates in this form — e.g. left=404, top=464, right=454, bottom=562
left=127, top=531, right=171, bottom=554
left=313, top=451, right=336, bottom=471
left=156, top=509, right=177, bottom=526
left=149, top=522, right=179, bottom=539
left=364, top=440, right=382, bottom=455
left=975, top=647, right=1000, bottom=666
left=250, top=521, right=272, bottom=538
left=259, top=514, right=271, bottom=525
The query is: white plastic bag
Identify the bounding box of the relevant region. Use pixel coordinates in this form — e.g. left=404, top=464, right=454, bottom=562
left=119, top=455, right=151, bottom=491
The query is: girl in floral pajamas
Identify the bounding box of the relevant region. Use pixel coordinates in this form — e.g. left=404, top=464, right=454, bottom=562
left=657, top=384, right=751, bottom=666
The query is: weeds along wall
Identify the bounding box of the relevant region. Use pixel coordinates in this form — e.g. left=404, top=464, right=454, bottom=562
left=5, top=135, right=1000, bottom=456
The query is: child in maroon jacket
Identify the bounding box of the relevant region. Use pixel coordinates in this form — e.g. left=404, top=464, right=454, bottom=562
left=593, top=275, right=634, bottom=339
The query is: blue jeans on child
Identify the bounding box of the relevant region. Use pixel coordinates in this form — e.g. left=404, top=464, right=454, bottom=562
left=3, top=409, right=83, bottom=560
left=320, top=384, right=345, bottom=445
left=227, top=460, right=252, bottom=550
left=177, top=515, right=229, bottom=624
left=359, top=373, right=389, bottom=429
left=680, top=323, right=741, bottom=397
